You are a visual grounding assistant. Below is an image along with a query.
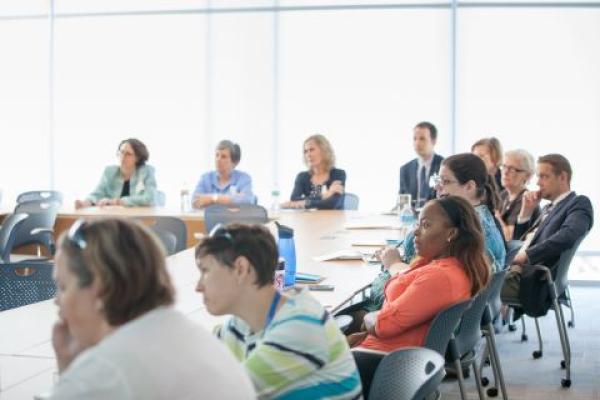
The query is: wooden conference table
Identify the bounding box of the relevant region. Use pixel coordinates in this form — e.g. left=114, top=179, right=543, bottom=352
left=0, top=210, right=401, bottom=399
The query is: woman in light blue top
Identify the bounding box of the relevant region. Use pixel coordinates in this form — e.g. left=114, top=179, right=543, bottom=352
left=75, top=138, right=158, bottom=209
left=192, top=140, right=255, bottom=208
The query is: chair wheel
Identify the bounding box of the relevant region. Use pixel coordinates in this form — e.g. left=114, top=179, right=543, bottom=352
left=568, top=321, right=574, bottom=328
left=487, top=387, right=499, bottom=397
left=481, top=377, right=489, bottom=387
left=561, top=378, right=571, bottom=388
left=521, top=334, right=528, bottom=342
left=561, top=360, right=566, bottom=369
left=533, top=350, right=543, bottom=359
left=463, top=368, right=471, bottom=379
left=508, top=324, right=517, bottom=332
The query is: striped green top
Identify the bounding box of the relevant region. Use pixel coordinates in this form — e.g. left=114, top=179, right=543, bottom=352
left=217, top=289, right=363, bottom=400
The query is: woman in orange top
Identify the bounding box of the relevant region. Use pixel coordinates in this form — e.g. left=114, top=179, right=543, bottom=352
left=356, top=195, right=491, bottom=352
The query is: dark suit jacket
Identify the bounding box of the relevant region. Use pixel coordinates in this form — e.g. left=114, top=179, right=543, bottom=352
left=399, top=153, right=444, bottom=204
left=514, top=192, right=593, bottom=268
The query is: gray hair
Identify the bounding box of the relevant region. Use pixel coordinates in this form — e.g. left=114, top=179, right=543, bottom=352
left=216, top=140, right=241, bottom=165
left=505, top=149, right=535, bottom=176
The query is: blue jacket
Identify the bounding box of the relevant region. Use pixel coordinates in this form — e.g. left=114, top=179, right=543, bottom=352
left=399, top=154, right=444, bottom=204
left=86, top=165, right=158, bottom=207
left=514, top=192, right=593, bottom=267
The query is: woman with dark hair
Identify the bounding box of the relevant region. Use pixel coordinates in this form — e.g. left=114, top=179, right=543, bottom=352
left=192, top=139, right=255, bottom=208
left=75, top=138, right=158, bottom=208
left=349, top=196, right=490, bottom=352
left=195, top=224, right=362, bottom=399
left=472, top=137, right=504, bottom=191
left=49, top=218, right=254, bottom=398
left=282, top=134, right=346, bottom=210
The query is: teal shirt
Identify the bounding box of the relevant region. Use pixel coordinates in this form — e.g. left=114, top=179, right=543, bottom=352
left=86, top=165, right=158, bottom=207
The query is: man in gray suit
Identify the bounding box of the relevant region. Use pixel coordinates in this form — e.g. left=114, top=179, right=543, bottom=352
left=501, top=153, right=593, bottom=300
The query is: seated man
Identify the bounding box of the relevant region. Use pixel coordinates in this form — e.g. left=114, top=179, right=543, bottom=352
left=501, top=154, right=593, bottom=302
left=399, top=121, right=444, bottom=209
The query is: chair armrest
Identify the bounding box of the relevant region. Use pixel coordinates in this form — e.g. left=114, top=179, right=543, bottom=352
left=30, top=228, right=54, bottom=235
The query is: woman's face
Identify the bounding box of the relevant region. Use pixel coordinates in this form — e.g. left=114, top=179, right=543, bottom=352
left=195, top=254, right=242, bottom=316
left=118, top=142, right=138, bottom=172
left=215, top=148, right=235, bottom=176
left=413, top=202, right=455, bottom=260
left=54, top=249, right=105, bottom=348
left=435, top=165, right=473, bottom=202
left=501, top=154, right=529, bottom=192
left=472, top=145, right=495, bottom=173
left=304, top=140, right=323, bottom=169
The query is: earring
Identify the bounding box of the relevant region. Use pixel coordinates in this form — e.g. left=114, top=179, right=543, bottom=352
left=447, top=237, right=452, bottom=243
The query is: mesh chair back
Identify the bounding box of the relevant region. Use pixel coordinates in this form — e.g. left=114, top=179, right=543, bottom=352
left=343, top=193, right=360, bottom=210
left=369, top=347, right=446, bottom=400
left=204, top=204, right=268, bottom=234
left=506, top=239, right=523, bottom=266
left=0, top=213, right=29, bottom=263
left=0, top=261, right=56, bottom=311
left=482, top=269, right=508, bottom=325
left=553, top=232, right=588, bottom=296
left=148, top=216, right=187, bottom=255
left=454, top=286, right=496, bottom=356
left=16, top=190, right=63, bottom=205
left=424, top=299, right=472, bottom=356
left=11, top=200, right=60, bottom=255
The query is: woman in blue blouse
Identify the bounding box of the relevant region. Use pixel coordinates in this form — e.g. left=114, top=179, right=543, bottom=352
left=192, top=140, right=255, bottom=208
left=282, top=134, right=346, bottom=210
left=75, top=138, right=158, bottom=208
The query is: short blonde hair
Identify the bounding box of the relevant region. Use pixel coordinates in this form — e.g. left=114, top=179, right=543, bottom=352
left=505, top=149, right=535, bottom=176
left=303, top=134, right=336, bottom=172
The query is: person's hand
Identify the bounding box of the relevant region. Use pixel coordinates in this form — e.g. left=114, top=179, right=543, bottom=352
left=96, top=198, right=112, bottom=207
left=322, top=180, right=344, bottom=200
left=74, top=199, right=92, bottom=209
left=346, top=331, right=368, bottom=348
left=281, top=200, right=306, bottom=209
left=378, top=246, right=402, bottom=269
left=363, top=311, right=378, bottom=336
left=512, top=250, right=528, bottom=266
left=52, top=319, right=82, bottom=373
left=519, top=190, right=541, bottom=220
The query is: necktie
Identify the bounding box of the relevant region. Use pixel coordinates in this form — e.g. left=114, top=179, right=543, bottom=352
left=522, top=202, right=554, bottom=239
left=418, top=165, right=428, bottom=204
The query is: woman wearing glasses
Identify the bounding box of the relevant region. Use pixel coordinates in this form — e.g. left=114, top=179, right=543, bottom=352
left=49, top=218, right=255, bottom=399
left=497, top=149, right=540, bottom=240
left=195, top=224, right=362, bottom=399
left=282, top=134, right=346, bottom=210
left=74, top=138, right=158, bottom=208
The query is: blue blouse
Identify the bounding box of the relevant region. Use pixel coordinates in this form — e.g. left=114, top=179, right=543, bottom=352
left=193, top=170, right=255, bottom=205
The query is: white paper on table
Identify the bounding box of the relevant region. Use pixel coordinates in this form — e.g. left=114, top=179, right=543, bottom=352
left=343, top=220, right=401, bottom=230
left=313, top=249, right=366, bottom=262
left=350, top=239, right=387, bottom=247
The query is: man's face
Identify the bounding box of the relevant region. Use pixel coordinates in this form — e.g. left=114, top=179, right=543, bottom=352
left=413, top=127, right=435, bottom=158
left=536, top=162, right=567, bottom=201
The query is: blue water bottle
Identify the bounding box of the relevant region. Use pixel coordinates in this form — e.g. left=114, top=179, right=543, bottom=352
left=277, top=222, right=296, bottom=288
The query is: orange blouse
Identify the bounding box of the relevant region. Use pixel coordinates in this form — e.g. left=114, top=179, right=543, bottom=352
left=360, top=257, right=471, bottom=353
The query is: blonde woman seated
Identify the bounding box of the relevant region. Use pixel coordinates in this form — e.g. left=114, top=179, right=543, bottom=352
left=348, top=196, right=490, bottom=352
left=75, top=138, right=158, bottom=208
left=282, top=134, right=346, bottom=210
left=49, top=218, right=254, bottom=399
left=195, top=224, right=362, bottom=399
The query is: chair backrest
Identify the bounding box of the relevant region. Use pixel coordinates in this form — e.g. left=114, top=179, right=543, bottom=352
left=553, top=231, right=588, bottom=296
left=343, top=193, right=360, bottom=210
left=423, top=299, right=472, bottom=356
left=11, top=200, right=61, bottom=254
left=16, top=190, right=63, bottom=206
left=482, top=269, right=508, bottom=325
left=0, top=260, right=56, bottom=311
left=204, top=204, right=268, bottom=234
left=148, top=216, right=188, bottom=255
left=505, top=239, right=523, bottom=266
left=0, top=213, right=29, bottom=263
left=369, top=347, right=446, bottom=400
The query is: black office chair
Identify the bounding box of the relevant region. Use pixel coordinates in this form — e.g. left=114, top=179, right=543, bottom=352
left=16, top=190, right=63, bottom=206
left=0, top=213, right=29, bottom=263
left=0, top=260, right=56, bottom=311
left=11, top=200, right=61, bottom=257
left=204, top=204, right=268, bottom=234
left=503, top=232, right=588, bottom=388
left=147, top=216, right=188, bottom=255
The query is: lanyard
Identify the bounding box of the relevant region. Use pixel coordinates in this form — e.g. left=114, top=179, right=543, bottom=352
left=264, top=291, right=281, bottom=332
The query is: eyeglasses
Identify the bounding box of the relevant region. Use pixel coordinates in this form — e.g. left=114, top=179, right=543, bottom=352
left=431, top=174, right=459, bottom=188
left=116, top=150, right=135, bottom=158
left=68, top=219, right=87, bottom=249
left=500, top=164, right=526, bottom=174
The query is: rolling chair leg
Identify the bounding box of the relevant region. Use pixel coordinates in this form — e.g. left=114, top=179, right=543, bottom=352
left=486, top=323, right=508, bottom=400
left=471, top=359, right=486, bottom=400
left=454, top=359, right=469, bottom=400
left=554, top=299, right=572, bottom=387
left=532, top=318, right=543, bottom=359
left=520, top=315, right=528, bottom=341
left=565, top=286, right=575, bottom=328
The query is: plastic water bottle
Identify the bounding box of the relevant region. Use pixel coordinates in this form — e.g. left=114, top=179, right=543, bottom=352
left=399, top=203, right=416, bottom=239
left=277, top=223, right=296, bottom=288
left=271, top=189, right=281, bottom=213
left=180, top=188, right=190, bottom=212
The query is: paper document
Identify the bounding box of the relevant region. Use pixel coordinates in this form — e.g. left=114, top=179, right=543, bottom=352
left=313, top=249, right=366, bottom=262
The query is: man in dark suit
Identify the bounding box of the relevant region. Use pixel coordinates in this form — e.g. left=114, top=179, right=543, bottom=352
left=501, top=153, right=593, bottom=300
left=399, top=121, right=444, bottom=209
